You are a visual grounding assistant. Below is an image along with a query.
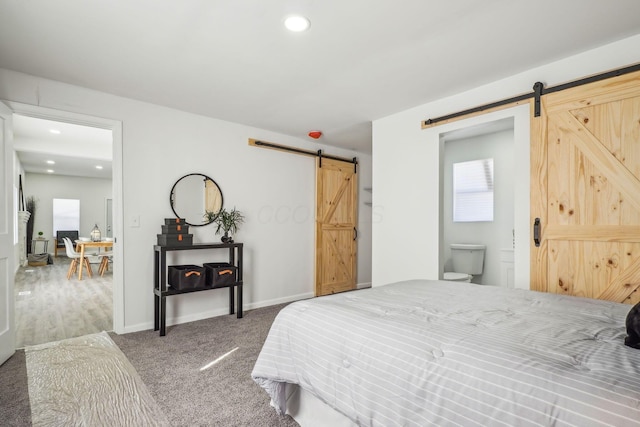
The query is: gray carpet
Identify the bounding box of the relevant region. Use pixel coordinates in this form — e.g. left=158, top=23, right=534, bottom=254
left=0, top=350, right=31, bottom=426
left=0, top=304, right=299, bottom=426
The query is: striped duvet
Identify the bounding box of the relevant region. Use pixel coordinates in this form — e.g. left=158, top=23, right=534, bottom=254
left=252, top=280, right=640, bottom=426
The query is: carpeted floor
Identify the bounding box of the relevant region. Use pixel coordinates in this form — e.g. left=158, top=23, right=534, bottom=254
left=0, top=303, right=300, bottom=426
left=0, top=350, right=31, bottom=426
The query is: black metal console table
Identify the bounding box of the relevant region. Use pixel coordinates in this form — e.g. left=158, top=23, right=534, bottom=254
left=153, top=242, right=243, bottom=336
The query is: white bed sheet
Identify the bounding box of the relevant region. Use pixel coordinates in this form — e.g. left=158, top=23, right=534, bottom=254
left=285, top=383, right=355, bottom=427
left=252, top=280, right=640, bottom=426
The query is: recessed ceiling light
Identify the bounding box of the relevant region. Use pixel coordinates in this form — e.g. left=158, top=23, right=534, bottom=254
left=46, top=169, right=54, bottom=173
left=284, top=15, right=310, bottom=32
left=49, top=129, right=61, bottom=134
left=46, top=160, right=55, bottom=164
left=95, top=165, right=103, bottom=170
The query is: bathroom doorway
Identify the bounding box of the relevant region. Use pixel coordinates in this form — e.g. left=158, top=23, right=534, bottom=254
left=439, top=116, right=517, bottom=287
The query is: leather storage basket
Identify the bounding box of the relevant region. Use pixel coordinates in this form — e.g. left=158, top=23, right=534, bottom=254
left=168, top=264, right=206, bottom=290
left=204, top=262, right=237, bottom=288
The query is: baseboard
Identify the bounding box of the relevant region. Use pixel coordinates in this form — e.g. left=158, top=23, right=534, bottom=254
left=119, top=291, right=316, bottom=335
left=243, top=291, right=315, bottom=310
left=120, top=287, right=373, bottom=335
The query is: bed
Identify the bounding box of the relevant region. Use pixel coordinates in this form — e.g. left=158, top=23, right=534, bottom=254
left=252, top=280, right=640, bottom=426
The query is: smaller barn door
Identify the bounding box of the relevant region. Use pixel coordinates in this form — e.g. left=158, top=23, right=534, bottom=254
left=315, top=157, right=358, bottom=296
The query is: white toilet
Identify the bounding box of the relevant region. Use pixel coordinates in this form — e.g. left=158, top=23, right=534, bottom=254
left=444, top=244, right=486, bottom=283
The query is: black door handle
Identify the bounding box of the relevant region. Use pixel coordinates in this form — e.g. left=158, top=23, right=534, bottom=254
left=533, top=218, right=541, bottom=247
left=353, top=227, right=358, bottom=241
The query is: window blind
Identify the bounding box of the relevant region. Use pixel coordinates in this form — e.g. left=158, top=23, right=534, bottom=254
left=453, top=158, right=494, bottom=222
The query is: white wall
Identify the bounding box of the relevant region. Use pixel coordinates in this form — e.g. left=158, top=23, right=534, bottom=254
left=0, top=70, right=372, bottom=333
left=24, top=173, right=112, bottom=254
left=372, top=33, right=640, bottom=288
left=442, top=129, right=514, bottom=286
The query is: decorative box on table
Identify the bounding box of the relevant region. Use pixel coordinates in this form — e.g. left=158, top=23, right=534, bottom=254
left=168, top=264, right=206, bottom=290
left=157, top=218, right=193, bottom=246
left=204, top=262, right=237, bottom=287
left=157, top=233, right=193, bottom=246
left=164, top=218, right=187, bottom=225
left=161, top=223, right=189, bottom=234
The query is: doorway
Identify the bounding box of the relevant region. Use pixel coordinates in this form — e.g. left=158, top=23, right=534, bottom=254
left=8, top=101, right=123, bottom=347
left=440, top=118, right=514, bottom=286
left=433, top=105, right=531, bottom=289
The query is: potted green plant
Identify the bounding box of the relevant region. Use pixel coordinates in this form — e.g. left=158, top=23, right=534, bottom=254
left=37, top=231, right=44, bottom=239
left=206, top=207, right=244, bottom=243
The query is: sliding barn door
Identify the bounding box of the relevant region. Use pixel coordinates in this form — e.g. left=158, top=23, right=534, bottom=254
left=531, top=71, right=640, bottom=304
left=315, top=158, right=358, bottom=296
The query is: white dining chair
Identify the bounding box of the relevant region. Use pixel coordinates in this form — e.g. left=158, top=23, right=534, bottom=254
left=63, top=237, right=93, bottom=279
left=97, top=251, right=112, bottom=276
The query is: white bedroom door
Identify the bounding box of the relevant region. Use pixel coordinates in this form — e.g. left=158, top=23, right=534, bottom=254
left=0, top=101, right=15, bottom=365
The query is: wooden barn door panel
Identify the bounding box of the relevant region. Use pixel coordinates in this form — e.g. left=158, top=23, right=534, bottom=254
left=548, top=241, right=640, bottom=299
left=315, top=158, right=357, bottom=296
left=533, top=71, right=640, bottom=303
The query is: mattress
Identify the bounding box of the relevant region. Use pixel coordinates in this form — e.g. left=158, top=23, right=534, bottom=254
left=252, top=280, right=640, bottom=426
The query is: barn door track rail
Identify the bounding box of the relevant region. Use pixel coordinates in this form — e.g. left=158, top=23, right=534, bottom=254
left=422, top=62, right=640, bottom=128
left=248, top=138, right=358, bottom=172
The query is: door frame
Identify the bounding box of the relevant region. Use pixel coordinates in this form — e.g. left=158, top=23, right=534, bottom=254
left=431, top=103, right=532, bottom=289
left=0, top=101, right=15, bottom=364
left=6, top=101, right=125, bottom=334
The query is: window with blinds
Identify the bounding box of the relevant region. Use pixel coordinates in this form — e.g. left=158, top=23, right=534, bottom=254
left=53, top=198, right=80, bottom=234
left=453, top=158, right=494, bottom=222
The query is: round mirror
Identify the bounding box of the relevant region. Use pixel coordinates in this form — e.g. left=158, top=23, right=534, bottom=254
left=170, top=173, right=223, bottom=226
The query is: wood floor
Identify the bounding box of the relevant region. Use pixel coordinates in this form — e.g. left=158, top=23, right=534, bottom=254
left=14, top=255, right=113, bottom=349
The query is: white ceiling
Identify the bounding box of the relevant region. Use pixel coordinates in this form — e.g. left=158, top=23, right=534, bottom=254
left=13, top=115, right=112, bottom=179
left=1, top=0, right=640, bottom=157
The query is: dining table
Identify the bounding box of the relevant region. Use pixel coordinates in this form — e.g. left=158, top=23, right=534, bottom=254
left=74, top=240, right=114, bottom=280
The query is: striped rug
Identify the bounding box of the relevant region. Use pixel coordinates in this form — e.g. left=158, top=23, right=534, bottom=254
left=25, top=332, right=169, bottom=426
